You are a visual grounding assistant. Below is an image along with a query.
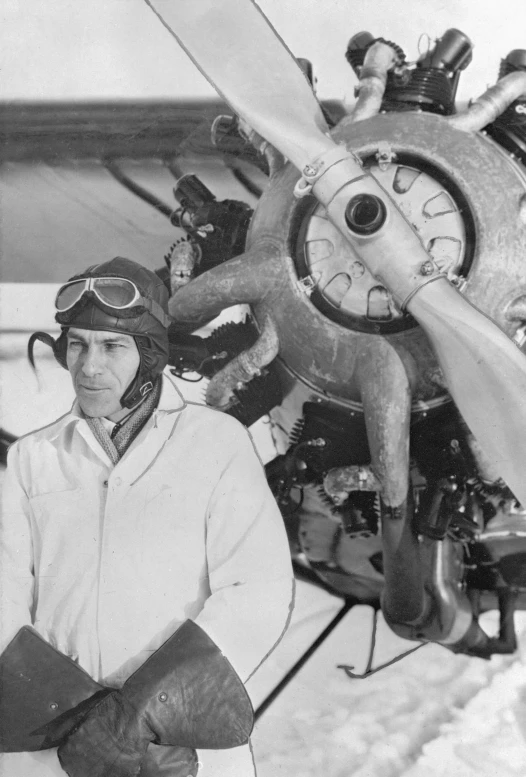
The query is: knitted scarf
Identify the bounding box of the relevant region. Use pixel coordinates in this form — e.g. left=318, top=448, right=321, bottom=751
left=85, top=378, right=162, bottom=466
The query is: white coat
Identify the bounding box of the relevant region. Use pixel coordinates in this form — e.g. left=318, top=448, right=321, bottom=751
left=0, top=372, right=294, bottom=777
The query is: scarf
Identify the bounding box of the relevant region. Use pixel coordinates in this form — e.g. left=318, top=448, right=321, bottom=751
left=85, top=378, right=163, bottom=466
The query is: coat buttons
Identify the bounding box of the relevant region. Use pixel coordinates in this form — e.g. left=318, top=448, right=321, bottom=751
left=158, top=692, right=168, bottom=702
left=49, top=702, right=59, bottom=711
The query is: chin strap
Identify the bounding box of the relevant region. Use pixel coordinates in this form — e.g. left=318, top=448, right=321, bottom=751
left=28, top=331, right=68, bottom=370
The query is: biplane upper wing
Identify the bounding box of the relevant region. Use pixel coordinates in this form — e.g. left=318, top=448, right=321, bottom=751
left=0, top=98, right=345, bottom=283
left=0, top=99, right=345, bottom=162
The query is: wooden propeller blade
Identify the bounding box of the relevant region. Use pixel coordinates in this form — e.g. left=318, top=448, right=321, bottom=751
left=408, top=280, right=526, bottom=506
left=146, top=0, right=526, bottom=503
left=144, top=0, right=334, bottom=168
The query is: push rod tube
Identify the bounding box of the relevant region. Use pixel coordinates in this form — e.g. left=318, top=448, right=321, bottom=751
left=351, top=41, right=401, bottom=123
left=447, top=71, right=526, bottom=132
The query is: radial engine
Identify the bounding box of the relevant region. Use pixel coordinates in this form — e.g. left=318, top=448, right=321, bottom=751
left=167, top=30, right=526, bottom=659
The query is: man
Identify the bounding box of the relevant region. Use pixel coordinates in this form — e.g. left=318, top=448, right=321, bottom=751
left=0, top=257, right=294, bottom=777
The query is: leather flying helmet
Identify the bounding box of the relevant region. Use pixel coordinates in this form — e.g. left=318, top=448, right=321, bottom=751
left=29, top=258, right=172, bottom=409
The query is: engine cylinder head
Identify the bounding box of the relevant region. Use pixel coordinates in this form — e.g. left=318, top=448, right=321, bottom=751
left=499, top=49, right=526, bottom=79
left=345, top=31, right=376, bottom=74
left=382, top=68, right=456, bottom=115
left=421, top=28, right=473, bottom=73
left=486, top=49, right=526, bottom=164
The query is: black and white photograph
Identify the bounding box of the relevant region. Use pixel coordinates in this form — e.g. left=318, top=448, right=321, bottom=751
left=2, top=1, right=526, bottom=775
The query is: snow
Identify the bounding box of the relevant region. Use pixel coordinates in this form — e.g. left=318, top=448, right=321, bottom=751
left=2, top=308, right=526, bottom=775
left=250, top=584, right=526, bottom=776
left=406, top=659, right=526, bottom=777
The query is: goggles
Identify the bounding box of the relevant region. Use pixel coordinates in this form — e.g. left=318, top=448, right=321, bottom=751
left=55, top=277, right=171, bottom=327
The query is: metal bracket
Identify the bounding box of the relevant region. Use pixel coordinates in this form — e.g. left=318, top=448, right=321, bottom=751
left=296, top=274, right=320, bottom=296
left=338, top=608, right=426, bottom=678
left=375, top=141, right=396, bottom=171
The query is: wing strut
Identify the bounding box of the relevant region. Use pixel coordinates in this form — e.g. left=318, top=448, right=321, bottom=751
left=255, top=593, right=355, bottom=720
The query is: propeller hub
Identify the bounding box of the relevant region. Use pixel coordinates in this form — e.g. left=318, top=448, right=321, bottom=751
left=293, top=145, right=470, bottom=334
left=344, top=193, right=387, bottom=235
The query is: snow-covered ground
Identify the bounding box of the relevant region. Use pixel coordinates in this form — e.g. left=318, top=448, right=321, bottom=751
left=2, top=294, right=526, bottom=776
left=250, top=583, right=526, bottom=777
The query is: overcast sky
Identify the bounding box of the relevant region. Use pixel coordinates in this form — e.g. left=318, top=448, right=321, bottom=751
left=1, top=0, right=525, bottom=105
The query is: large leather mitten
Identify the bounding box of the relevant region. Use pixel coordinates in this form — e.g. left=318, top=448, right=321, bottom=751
left=0, top=627, right=105, bottom=752
left=140, top=743, right=199, bottom=777
left=58, top=620, right=254, bottom=777
left=58, top=690, right=150, bottom=777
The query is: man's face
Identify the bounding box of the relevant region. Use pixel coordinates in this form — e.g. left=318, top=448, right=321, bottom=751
left=66, top=328, right=140, bottom=421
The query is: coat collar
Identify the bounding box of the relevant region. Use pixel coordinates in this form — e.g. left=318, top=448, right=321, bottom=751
left=156, top=371, right=187, bottom=414
left=52, top=371, right=187, bottom=468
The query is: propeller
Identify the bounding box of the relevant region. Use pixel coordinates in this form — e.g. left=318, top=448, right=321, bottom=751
left=145, top=0, right=526, bottom=506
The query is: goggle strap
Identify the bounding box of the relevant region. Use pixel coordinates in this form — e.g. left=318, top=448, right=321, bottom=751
left=141, top=297, right=173, bottom=328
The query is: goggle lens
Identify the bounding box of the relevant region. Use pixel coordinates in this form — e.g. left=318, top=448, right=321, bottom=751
left=93, top=278, right=138, bottom=308
left=55, top=280, right=87, bottom=312
left=56, top=278, right=139, bottom=311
